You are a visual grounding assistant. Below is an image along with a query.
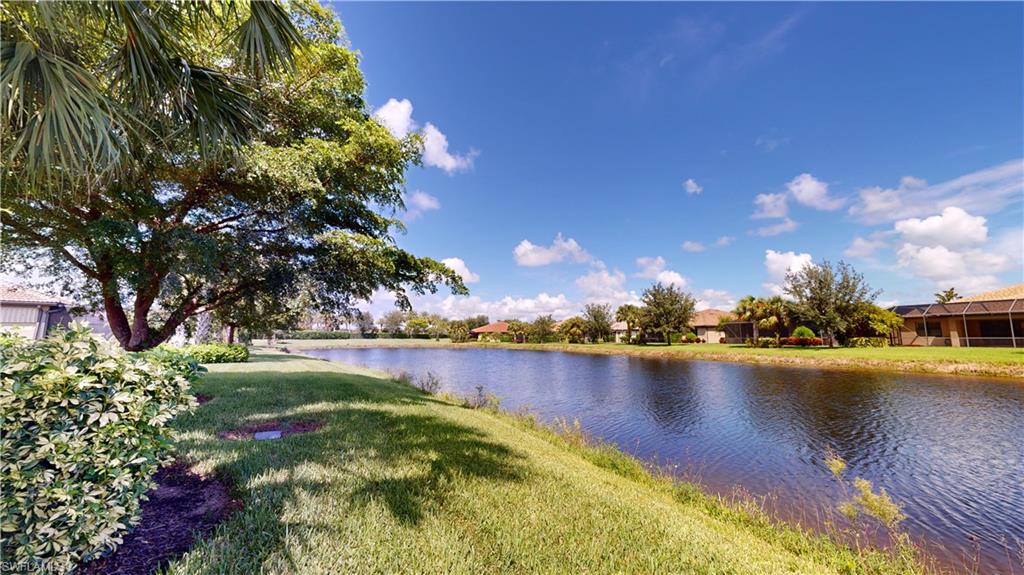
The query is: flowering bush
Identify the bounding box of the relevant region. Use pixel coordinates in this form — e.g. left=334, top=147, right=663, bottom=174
left=181, top=343, right=249, bottom=363
left=785, top=336, right=824, bottom=347
left=1, top=325, right=200, bottom=567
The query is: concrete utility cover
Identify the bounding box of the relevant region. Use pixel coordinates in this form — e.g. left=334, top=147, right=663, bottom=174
left=254, top=430, right=282, bottom=441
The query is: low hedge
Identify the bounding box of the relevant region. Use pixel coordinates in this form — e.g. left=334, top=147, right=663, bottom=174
left=784, top=336, right=825, bottom=347
left=847, top=336, right=889, bottom=348
left=181, top=343, right=249, bottom=363
left=0, top=325, right=200, bottom=567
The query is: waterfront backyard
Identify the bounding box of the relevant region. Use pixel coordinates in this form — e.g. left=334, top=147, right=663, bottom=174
left=163, top=350, right=925, bottom=574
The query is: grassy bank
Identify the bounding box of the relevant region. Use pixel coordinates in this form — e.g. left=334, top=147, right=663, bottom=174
left=258, top=338, right=1024, bottom=379
left=166, top=351, right=919, bottom=574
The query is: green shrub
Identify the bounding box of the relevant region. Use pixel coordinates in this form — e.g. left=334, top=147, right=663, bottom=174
left=754, top=337, right=777, bottom=348
left=792, top=325, right=815, bottom=338
left=181, top=343, right=249, bottom=363
left=847, top=337, right=889, bottom=348
left=0, top=325, right=199, bottom=567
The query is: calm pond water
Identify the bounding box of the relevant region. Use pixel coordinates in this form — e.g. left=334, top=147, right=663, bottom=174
left=306, top=347, right=1024, bottom=573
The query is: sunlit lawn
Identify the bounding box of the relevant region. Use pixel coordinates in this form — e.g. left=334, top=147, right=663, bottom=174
left=166, top=351, right=917, bottom=574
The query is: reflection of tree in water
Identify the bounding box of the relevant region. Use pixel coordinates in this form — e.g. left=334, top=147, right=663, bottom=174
left=630, top=357, right=705, bottom=434
left=733, top=366, right=893, bottom=470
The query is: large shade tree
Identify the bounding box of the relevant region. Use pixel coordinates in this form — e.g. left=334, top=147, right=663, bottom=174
left=2, top=1, right=466, bottom=350
left=783, top=260, right=879, bottom=347
left=640, top=283, right=695, bottom=346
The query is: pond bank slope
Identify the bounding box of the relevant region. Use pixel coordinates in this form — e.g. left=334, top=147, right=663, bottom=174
left=168, top=351, right=918, bottom=574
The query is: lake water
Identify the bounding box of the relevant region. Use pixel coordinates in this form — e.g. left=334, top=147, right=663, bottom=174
left=306, top=347, right=1024, bottom=573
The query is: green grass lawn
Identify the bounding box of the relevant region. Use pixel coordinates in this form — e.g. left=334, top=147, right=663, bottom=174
left=166, top=351, right=919, bottom=574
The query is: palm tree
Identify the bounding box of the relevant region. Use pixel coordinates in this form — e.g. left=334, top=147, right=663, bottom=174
left=615, top=304, right=643, bottom=344
left=733, top=295, right=761, bottom=340
left=934, top=287, right=960, bottom=304
left=2, top=1, right=304, bottom=185
left=756, top=296, right=791, bottom=347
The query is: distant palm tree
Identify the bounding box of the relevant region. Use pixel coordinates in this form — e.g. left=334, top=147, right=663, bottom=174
left=615, top=304, right=643, bottom=344
left=934, top=287, right=960, bottom=304
left=733, top=295, right=761, bottom=340
left=2, top=1, right=304, bottom=184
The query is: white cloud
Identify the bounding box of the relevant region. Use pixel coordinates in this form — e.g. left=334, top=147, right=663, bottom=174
left=894, top=244, right=1008, bottom=295
left=849, top=159, right=1024, bottom=224
left=437, top=292, right=576, bottom=320
left=763, top=249, right=813, bottom=296
left=844, top=236, right=888, bottom=259
left=422, top=123, right=477, bottom=174
left=754, top=135, right=789, bottom=152
left=634, top=256, right=688, bottom=288
left=753, top=217, right=798, bottom=237
left=681, top=240, right=705, bottom=253
left=513, top=233, right=592, bottom=267
left=695, top=288, right=736, bottom=311
left=684, top=178, right=703, bottom=194
left=362, top=289, right=577, bottom=321
left=403, top=190, right=440, bottom=221
left=752, top=192, right=788, bottom=219
left=440, top=257, right=479, bottom=284
left=786, top=173, right=845, bottom=211
left=714, top=235, right=735, bottom=247
left=576, top=269, right=640, bottom=306
left=374, top=98, right=477, bottom=174
left=374, top=98, right=416, bottom=138
left=893, top=206, right=988, bottom=248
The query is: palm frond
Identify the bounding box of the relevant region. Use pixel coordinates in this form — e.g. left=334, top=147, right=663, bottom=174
left=182, top=64, right=261, bottom=155
left=1, top=41, right=126, bottom=181
left=235, top=0, right=304, bottom=76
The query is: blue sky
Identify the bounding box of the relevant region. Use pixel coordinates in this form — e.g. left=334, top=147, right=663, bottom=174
left=336, top=2, right=1024, bottom=320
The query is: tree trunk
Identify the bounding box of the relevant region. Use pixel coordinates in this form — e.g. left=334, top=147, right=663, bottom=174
left=227, top=325, right=236, bottom=344
left=664, top=330, right=671, bottom=346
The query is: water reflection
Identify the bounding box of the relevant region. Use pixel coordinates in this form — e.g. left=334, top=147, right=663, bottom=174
left=306, top=347, right=1024, bottom=573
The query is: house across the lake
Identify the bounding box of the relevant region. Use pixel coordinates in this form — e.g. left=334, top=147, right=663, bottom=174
left=0, top=283, right=72, bottom=339
left=691, top=309, right=733, bottom=343
left=470, top=321, right=509, bottom=341
left=892, top=284, right=1024, bottom=347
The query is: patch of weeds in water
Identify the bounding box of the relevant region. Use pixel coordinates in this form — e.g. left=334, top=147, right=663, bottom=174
left=416, top=371, right=442, bottom=394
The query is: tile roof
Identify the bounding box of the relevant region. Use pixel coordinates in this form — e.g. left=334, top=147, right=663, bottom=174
left=691, top=308, right=733, bottom=327
left=0, top=283, right=68, bottom=306
left=470, top=321, right=509, bottom=334
left=952, top=283, right=1024, bottom=302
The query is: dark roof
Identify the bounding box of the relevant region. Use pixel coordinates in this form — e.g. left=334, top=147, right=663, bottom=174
left=893, top=298, right=1023, bottom=318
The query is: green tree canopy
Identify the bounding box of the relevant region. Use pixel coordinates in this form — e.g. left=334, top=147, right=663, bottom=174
left=506, top=320, right=530, bottom=343
left=783, top=260, right=879, bottom=347
left=582, top=303, right=613, bottom=343
left=380, top=311, right=407, bottom=335
left=640, top=283, right=695, bottom=346
left=529, top=314, right=557, bottom=343
left=557, top=317, right=587, bottom=344
left=2, top=2, right=466, bottom=350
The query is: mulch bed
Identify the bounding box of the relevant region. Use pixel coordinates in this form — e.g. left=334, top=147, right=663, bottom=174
left=79, top=461, right=238, bottom=575
left=217, top=419, right=324, bottom=441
